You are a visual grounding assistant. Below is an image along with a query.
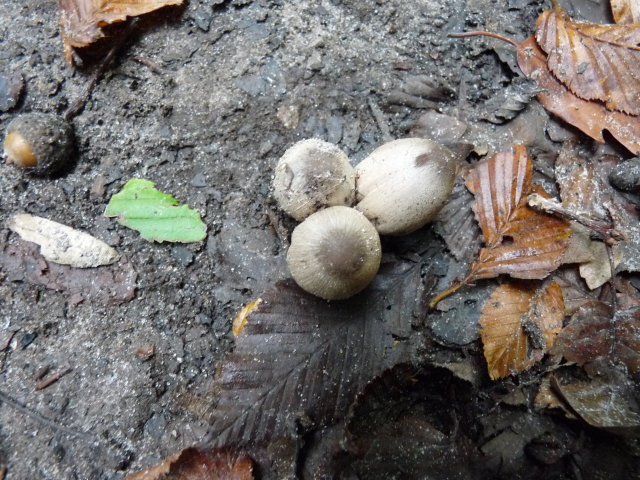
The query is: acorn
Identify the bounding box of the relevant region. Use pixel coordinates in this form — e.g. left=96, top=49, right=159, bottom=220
left=355, top=138, right=457, bottom=235
left=273, top=138, right=355, bottom=221
left=3, top=112, right=74, bottom=175
left=287, top=206, right=381, bottom=300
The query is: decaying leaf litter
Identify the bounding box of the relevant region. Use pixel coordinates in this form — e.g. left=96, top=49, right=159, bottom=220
left=2, top=0, right=640, bottom=478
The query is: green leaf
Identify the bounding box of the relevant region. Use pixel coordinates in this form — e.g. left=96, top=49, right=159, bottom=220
left=105, top=179, right=207, bottom=243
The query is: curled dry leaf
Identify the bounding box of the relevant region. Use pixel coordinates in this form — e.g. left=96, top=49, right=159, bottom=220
left=535, top=6, right=640, bottom=115
left=124, top=447, right=253, bottom=480
left=59, top=0, right=183, bottom=63
left=8, top=213, right=119, bottom=268
left=465, top=145, right=571, bottom=281
left=516, top=36, right=640, bottom=154
left=479, top=281, right=564, bottom=380
left=611, top=0, right=640, bottom=24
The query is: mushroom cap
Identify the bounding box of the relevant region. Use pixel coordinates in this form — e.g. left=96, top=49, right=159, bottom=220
left=3, top=112, right=74, bottom=175
left=273, top=139, right=355, bottom=221
left=355, top=138, right=456, bottom=235
left=287, top=206, right=381, bottom=300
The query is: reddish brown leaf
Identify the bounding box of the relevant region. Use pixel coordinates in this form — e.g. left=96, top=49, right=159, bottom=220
left=124, top=447, right=253, bottom=480
left=479, top=281, right=564, bottom=380
left=59, top=0, right=183, bottom=63
left=611, top=0, right=640, bottom=25
left=516, top=36, right=640, bottom=154
left=552, top=304, right=640, bottom=379
left=465, top=146, right=571, bottom=281
left=535, top=7, right=640, bottom=115
left=1, top=241, right=136, bottom=305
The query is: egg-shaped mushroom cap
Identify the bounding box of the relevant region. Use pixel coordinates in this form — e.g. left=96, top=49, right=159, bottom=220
left=355, top=138, right=456, bottom=235
left=273, top=139, right=355, bottom=221
left=287, top=206, right=381, bottom=300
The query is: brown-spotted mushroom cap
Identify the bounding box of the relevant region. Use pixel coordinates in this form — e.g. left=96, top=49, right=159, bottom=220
left=355, top=138, right=456, bottom=235
left=287, top=206, right=382, bottom=300
left=273, top=139, right=355, bottom=221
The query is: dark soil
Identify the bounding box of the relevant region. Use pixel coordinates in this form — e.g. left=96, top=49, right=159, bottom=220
left=1, top=0, right=638, bottom=479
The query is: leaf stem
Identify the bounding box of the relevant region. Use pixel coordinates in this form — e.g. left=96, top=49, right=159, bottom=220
left=448, top=31, right=519, bottom=48
left=428, top=280, right=465, bottom=309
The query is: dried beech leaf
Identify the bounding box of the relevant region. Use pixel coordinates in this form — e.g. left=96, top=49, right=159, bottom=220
left=59, top=0, right=183, bottom=63
left=536, top=7, right=640, bottom=115
left=479, top=282, right=564, bottom=380
left=1, top=241, right=136, bottom=305
left=517, top=36, right=640, bottom=154
left=200, top=260, right=428, bottom=448
left=434, top=176, right=482, bottom=263
left=611, top=0, right=640, bottom=24
left=465, top=146, right=571, bottom=281
left=552, top=304, right=640, bottom=379
left=8, top=213, right=119, bottom=268
left=124, top=447, right=253, bottom=480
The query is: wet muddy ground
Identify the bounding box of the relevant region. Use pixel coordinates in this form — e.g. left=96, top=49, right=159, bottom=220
left=1, top=0, right=639, bottom=479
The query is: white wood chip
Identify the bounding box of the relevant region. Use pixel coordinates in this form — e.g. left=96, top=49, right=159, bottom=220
left=8, top=213, right=120, bottom=268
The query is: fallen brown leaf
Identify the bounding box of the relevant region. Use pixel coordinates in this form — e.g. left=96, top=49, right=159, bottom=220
left=536, top=5, right=640, bottom=115
left=517, top=36, right=640, bottom=154
left=479, top=281, right=564, bottom=380
left=125, top=447, right=253, bottom=480
left=59, top=0, right=183, bottom=63
left=552, top=303, right=640, bottom=379
left=465, top=145, right=571, bottom=281
left=611, top=0, right=640, bottom=24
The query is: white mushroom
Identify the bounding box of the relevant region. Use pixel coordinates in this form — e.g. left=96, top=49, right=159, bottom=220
left=287, top=206, right=381, bottom=300
left=355, top=138, right=456, bottom=235
left=273, top=139, right=355, bottom=221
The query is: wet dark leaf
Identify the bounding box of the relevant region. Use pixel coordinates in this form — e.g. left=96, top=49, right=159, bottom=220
left=552, top=304, right=640, bottom=379
left=552, top=364, right=640, bottom=435
left=199, top=259, right=431, bottom=448
left=342, top=364, right=479, bottom=480
left=434, top=176, right=482, bottom=264
left=1, top=241, right=136, bottom=305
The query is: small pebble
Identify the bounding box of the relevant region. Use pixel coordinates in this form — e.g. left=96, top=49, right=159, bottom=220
left=0, top=72, right=23, bottom=112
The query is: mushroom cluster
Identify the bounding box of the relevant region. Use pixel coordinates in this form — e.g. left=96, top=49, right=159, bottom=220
left=273, top=137, right=457, bottom=300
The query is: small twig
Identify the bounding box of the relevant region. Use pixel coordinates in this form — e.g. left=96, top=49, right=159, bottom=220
left=64, top=17, right=141, bottom=121
left=527, top=194, right=622, bottom=243
left=448, top=31, right=519, bottom=48
left=133, top=55, right=164, bottom=74
left=35, top=368, right=72, bottom=391
left=0, top=389, right=91, bottom=439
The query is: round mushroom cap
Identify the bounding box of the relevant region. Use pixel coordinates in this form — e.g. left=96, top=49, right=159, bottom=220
left=287, top=206, right=382, bottom=300
left=273, top=139, right=355, bottom=221
left=3, top=112, right=74, bottom=176
left=355, top=138, right=456, bottom=235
